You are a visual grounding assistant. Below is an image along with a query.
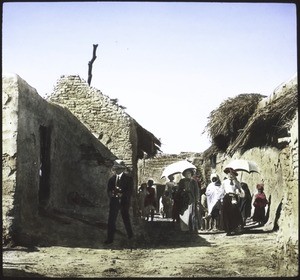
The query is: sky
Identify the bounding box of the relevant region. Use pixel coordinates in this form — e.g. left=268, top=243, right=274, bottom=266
left=2, top=2, right=297, bottom=154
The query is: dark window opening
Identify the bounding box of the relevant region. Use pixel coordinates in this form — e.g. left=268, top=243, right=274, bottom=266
left=210, top=155, right=217, bottom=169
left=39, top=125, right=51, bottom=206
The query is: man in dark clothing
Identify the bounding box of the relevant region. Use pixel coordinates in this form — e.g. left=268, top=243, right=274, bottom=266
left=104, top=160, right=133, bottom=244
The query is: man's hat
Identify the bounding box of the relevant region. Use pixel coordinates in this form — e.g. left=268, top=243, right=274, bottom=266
left=112, top=160, right=126, bottom=170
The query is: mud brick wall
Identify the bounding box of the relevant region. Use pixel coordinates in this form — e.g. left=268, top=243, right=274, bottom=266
left=2, top=74, right=19, bottom=246
left=48, top=75, right=136, bottom=170
left=274, top=112, right=298, bottom=276
left=214, top=113, right=298, bottom=276
left=2, top=74, right=116, bottom=246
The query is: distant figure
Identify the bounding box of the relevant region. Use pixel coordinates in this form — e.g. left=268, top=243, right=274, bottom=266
left=172, top=184, right=181, bottom=223
left=161, top=190, right=173, bottom=218
left=137, top=183, right=147, bottom=218
left=199, top=191, right=209, bottom=231
left=104, top=160, right=133, bottom=245
left=166, top=174, right=176, bottom=193
left=252, top=183, right=268, bottom=225
left=178, top=168, right=199, bottom=233
left=238, top=182, right=252, bottom=227
left=162, top=175, right=176, bottom=218
left=144, top=179, right=156, bottom=221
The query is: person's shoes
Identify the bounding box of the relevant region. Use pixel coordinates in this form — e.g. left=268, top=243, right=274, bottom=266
left=104, top=239, right=113, bottom=244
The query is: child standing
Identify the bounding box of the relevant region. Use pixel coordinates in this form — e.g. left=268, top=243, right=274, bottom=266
left=252, top=183, right=268, bottom=225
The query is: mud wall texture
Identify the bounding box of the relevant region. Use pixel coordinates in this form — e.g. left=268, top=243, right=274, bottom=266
left=2, top=74, right=19, bottom=246
left=214, top=113, right=298, bottom=276
left=48, top=75, right=136, bottom=170
left=2, top=74, right=117, bottom=246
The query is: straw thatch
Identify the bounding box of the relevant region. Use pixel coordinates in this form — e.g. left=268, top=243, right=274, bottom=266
left=227, top=83, right=298, bottom=156
left=203, top=93, right=266, bottom=152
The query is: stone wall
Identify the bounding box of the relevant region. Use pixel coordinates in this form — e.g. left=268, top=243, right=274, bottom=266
left=2, top=74, right=117, bottom=246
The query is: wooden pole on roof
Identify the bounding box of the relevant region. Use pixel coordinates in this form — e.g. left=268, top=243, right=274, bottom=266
left=87, top=44, right=98, bottom=86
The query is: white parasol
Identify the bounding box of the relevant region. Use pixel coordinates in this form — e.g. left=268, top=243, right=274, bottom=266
left=224, top=159, right=259, bottom=181
left=161, top=160, right=196, bottom=179
left=224, top=159, right=259, bottom=174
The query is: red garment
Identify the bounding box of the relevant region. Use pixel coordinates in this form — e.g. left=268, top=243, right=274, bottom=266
left=253, top=192, right=268, bottom=208
left=252, top=192, right=268, bottom=223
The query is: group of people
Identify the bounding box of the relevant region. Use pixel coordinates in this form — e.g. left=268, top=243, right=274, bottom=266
left=103, top=159, right=268, bottom=245
left=138, top=169, right=201, bottom=233
left=138, top=167, right=269, bottom=236
left=203, top=168, right=269, bottom=235
left=138, top=179, right=157, bottom=222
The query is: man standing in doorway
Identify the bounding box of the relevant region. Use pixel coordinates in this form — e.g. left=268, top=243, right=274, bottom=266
left=104, top=160, right=134, bottom=244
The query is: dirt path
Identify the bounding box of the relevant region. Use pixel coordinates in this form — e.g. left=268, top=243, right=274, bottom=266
left=3, top=219, right=279, bottom=278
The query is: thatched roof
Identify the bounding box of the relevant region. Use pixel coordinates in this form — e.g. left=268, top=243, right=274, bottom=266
left=227, top=82, right=298, bottom=156
left=203, top=75, right=298, bottom=158
left=203, top=93, right=266, bottom=152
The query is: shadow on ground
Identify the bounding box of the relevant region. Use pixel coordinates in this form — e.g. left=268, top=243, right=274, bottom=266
left=131, top=219, right=212, bottom=249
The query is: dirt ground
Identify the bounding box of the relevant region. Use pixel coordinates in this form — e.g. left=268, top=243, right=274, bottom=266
left=2, top=217, right=280, bottom=278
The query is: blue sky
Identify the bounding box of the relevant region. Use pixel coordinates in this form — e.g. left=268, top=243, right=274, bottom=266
left=2, top=2, right=297, bottom=154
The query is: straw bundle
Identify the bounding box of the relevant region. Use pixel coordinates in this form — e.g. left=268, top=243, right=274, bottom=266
left=204, top=93, right=265, bottom=151
left=227, top=84, right=298, bottom=155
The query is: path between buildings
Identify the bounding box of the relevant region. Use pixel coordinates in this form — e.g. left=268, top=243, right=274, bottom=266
left=2, top=216, right=279, bottom=278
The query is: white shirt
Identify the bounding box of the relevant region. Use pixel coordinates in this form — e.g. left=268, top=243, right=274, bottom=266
left=222, top=178, right=245, bottom=198
left=116, top=172, right=123, bottom=185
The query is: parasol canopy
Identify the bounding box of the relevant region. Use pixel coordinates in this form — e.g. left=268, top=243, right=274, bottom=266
left=224, top=159, right=259, bottom=174
left=161, top=160, right=196, bottom=179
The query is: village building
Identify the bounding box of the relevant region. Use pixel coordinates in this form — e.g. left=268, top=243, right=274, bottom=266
left=2, top=72, right=298, bottom=276
left=48, top=75, right=161, bottom=181
left=201, top=74, right=298, bottom=275
left=2, top=73, right=161, bottom=247
left=47, top=75, right=161, bottom=218
left=137, top=74, right=298, bottom=275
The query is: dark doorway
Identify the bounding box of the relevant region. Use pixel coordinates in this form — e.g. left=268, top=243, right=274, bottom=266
left=210, top=155, right=217, bottom=169
left=39, top=125, right=51, bottom=206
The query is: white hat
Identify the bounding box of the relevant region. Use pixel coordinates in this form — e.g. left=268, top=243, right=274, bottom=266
left=210, top=173, right=219, bottom=181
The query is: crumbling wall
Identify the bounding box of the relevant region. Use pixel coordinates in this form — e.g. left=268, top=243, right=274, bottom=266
left=48, top=75, right=134, bottom=168
left=213, top=112, right=298, bottom=276
left=2, top=74, right=117, bottom=247
left=274, top=112, right=298, bottom=276
left=2, top=74, right=19, bottom=246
